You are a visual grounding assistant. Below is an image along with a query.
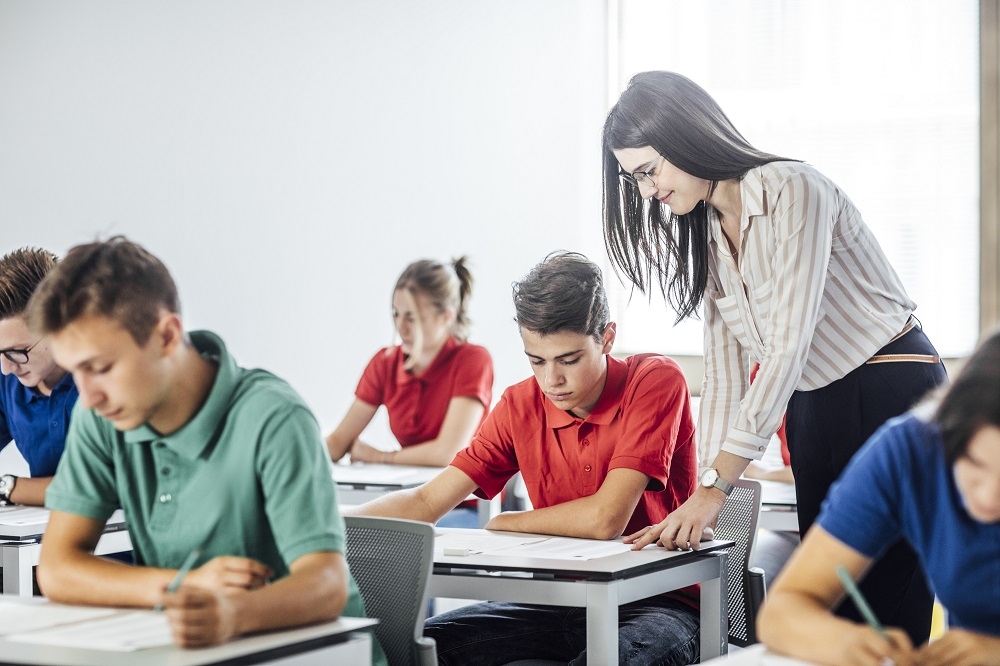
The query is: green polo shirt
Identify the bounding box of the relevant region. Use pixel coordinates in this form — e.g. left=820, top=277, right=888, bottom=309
left=46, top=331, right=382, bottom=661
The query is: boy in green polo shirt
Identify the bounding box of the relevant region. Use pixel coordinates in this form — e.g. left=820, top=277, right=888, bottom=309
left=28, top=237, right=384, bottom=663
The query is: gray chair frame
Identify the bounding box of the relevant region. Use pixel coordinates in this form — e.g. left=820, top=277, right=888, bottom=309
left=715, top=478, right=766, bottom=647
left=344, top=516, right=437, bottom=666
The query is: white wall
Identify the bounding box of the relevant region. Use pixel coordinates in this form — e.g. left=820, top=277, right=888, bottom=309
left=0, top=1, right=610, bottom=436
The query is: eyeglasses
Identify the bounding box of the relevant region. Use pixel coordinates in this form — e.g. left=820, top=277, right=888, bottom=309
left=618, top=155, right=663, bottom=188
left=0, top=339, right=42, bottom=365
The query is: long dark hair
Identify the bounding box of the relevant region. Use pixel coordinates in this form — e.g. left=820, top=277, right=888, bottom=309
left=602, top=71, right=792, bottom=321
left=937, top=329, right=1000, bottom=465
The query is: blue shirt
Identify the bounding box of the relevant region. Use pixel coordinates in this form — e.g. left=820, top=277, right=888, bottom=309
left=818, top=413, right=1000, bottom=636
left=0, top=371, right=78, bottom=477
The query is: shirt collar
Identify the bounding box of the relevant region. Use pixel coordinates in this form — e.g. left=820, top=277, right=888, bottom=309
left=123, top=330, right=236, bottom=460
left=542, top=355, right=627, bottom=428
left=19, top=369, right=75, bottom=403
left=708, top=167, right=767, bottom=245
left=394, top=335, right=459, bottom=387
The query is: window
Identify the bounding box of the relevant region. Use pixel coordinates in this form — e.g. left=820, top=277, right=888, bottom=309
left=610, top=0, right=979, bottom=358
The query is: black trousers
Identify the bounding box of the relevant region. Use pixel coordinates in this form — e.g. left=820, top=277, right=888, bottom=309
left=785, top=323, right=946, bottom=647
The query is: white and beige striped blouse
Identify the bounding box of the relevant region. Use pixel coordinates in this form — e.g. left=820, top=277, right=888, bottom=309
left=699, top=161, right=914, bottom=465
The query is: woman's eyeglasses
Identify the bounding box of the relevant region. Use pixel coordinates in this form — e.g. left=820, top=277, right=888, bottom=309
left=618, top=155, right=663, bottom=188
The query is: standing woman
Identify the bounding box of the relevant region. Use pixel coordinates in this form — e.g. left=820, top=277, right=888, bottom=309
left=326, top=257, right=493, bottom=476
left=606, top=71, right=946, bottom=645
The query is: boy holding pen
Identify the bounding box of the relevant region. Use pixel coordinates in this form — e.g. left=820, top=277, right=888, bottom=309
left=758, top=329, right=1000, bottom=666
left=28, top=237, right=384, bottom=663
left=350, top=251, right=701, bottom=665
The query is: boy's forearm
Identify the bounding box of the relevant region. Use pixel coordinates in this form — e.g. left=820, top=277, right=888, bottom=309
left=488, top=497, right=624, bottom=540
left=39, top=549, right=174, bottom=608
left=232, top=556, right=346, bottom=635
left=9, top=476, right=51, bottom=506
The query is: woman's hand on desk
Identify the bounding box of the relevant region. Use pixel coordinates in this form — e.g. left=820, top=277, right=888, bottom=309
left=185, top=556, right=272, bottom=594
left=623, top=488, right=724, bottom=551
left=162, top=586, right=239, bottom=647
left=916, top=628, right=1000, bottom=666
left=349, top=440, right=396, bottom=464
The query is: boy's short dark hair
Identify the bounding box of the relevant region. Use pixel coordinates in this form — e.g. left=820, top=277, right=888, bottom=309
left=28, top=236, right=180, bottom=345
left=937, top=328, right=1000, bottom=465
left=512, top=251, right=610, bottom=341
left=0, top=248, right=59, bottom=320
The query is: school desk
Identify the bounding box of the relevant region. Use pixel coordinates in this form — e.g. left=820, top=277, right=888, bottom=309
left=429, top=528, right=734, bottom=664
left=0, top=595, right=376, bottom=665
left=0, top=508, right=131, bottom=596
left=701, top=642, right=813, bottom=664
left=757, top=479, right=798, bottom=532
left=333, top=462, right=501, bottom=526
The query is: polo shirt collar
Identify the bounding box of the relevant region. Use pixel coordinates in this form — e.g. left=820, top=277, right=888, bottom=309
left=21, top=369, right=75, bottom=404
left=394, top=335, right=459, bottom=387
left=123, top=330, right=236, bottom=460
left=542, top=355, right=626, bottom=428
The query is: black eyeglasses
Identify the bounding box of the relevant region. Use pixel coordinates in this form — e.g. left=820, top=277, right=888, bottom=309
left=0, top=339, right=42, bottom=365
left=618, top=155, right=663, bottom=188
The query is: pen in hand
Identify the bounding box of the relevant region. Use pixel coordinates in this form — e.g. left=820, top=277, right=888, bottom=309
left=836, top=565, right=888, bottom=640
left=155, top=547, right=202, bottom=612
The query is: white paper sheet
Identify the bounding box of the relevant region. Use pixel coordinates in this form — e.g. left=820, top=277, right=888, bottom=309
left=0, top=507, right=51, bottom=526
left=0, top=599, right=117, bottom=635
left=8, top=610, right=172, bottom=652
left=333, top=464, right=418, bottom=485
left=436, top=531, right=634, bottom=560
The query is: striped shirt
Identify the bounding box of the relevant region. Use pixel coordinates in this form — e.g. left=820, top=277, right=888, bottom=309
left=699, top=161, right=914, bottom=464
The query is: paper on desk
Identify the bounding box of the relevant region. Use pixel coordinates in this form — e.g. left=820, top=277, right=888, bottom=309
left=0, top=507, right=52, bottom=526
left=7, top=610, right=172, bottom=652
left=436, top=531, right=634, bottom=560
left=0, top=599, right=118, bottom=635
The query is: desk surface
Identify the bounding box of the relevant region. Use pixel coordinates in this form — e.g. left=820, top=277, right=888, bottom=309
left=332, top=462, right=441, bottom=488
left=757, top=480, right=797, bottom=507
left=0, top=597, right=377, bottom=665
left=433, top=528, right=732, bottom=580
left=0, top=508, right=126, bottom=541
left=703, top=643, right=812, bottom=664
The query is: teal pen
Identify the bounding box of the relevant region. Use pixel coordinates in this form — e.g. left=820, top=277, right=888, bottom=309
left=836, top=565, right=888, bottom=640
left=155, top=547, right=202, bottom=611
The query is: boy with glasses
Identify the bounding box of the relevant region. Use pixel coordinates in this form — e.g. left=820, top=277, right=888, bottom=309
left=29, top=237, right=383, bottom=662
left=0, top=247, right=78, bottom=506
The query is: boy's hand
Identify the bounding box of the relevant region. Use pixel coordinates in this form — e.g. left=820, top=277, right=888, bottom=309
left=184, top=556, right=271, bottom=594
left=162, top=586, right=239, bottom=647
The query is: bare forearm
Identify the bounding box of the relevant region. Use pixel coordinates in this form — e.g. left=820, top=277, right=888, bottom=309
left=231, top=564, right=345, bottom=635
left=389, top=439, right=460, bottom=467
left=759, top=593, right=860, bottom=665
left=488, top=499, right=624, bottom=540
left=347, top=487, right=447, bottom=523
left=709, top=450, right=753, bottom=484
left=325, top=433, right=354, bottom=462
left=38, top=552, right=174, bottom=608
left=9, top=476, right=51, bottom=506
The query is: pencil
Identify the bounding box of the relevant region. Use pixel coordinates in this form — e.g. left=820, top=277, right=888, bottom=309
left=836, top=565, right=888, bottom=640
left=155, top=547, right=202, bottom=611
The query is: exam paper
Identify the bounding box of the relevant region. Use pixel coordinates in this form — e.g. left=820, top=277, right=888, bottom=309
left=0, top=507, right=52, bottom=526
left=0, top=599, right=117, bottom=635
left=436, top=531, right=634, bottom=560
left=333, top=465, right=417, bottom=484
left=7, top=610, right=172, bottom=652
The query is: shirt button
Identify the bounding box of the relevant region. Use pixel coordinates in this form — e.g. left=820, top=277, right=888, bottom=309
left=161, top=468, right=171, bottom=476
left=584, top=465, right=592, bottom=472
left=52, top=420, right=59, bottom=427
left=582, top=439, right=590, bottom=447
left=159, top=493, right=172, bottom=503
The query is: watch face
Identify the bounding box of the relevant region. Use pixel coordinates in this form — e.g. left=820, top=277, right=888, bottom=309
left=701, top=469, right=719, bottom=487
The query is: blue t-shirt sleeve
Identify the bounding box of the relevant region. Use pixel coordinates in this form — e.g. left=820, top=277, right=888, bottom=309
left=817, top=419, right=913, bottom=559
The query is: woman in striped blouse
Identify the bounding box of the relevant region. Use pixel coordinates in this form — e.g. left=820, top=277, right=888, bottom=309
left=607, top=71, right=946, bottom=645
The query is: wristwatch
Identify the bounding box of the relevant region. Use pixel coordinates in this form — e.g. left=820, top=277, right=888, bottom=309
left=0, top=474, right=17, bottom=506
left=699, top=468, right=734, bottom=496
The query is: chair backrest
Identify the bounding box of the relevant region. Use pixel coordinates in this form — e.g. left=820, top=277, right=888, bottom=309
left=344, top=516, right=437, bottom=666
left=714, top=478, right=765, bottom=647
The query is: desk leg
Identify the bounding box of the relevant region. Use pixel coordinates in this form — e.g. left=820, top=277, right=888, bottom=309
left=700, top=551, right=728, bottom=661
left=586, top=583, right=619, bottom=665
left=1, top=544, right=34, bottom=597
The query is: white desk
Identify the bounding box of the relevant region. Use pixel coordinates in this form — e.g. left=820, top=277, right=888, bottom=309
left=756, top=480, right=798, bottom=532
left=0, top=508, right=131, bottom=596
left=333, top=462, right=501, bottom=526
left=0, top=597, right=376, bottom=665
left=429, top=528, right=733, bottom=664
left=702, top=643, right=813, bottom=664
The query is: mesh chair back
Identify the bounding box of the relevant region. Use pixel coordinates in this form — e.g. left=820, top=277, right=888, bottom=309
left=714, top=479, right=764, bottom=646
left=344, top=516, right=436, bottom=666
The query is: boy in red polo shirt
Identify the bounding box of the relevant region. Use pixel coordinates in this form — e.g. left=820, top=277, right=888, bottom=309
left=351, top=251, right=699, bottom=665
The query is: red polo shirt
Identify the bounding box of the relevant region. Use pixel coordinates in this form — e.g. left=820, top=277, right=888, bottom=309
left=451, top=353, right=696, bottom=536
left=355, top=336, right=493, bottom=447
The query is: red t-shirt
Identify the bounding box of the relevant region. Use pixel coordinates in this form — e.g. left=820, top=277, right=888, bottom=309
left=355, top=336, right=493, bottom=447
left=451, top=353, right=696, bottom=535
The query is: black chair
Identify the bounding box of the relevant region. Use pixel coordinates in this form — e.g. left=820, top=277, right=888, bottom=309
left=715, top=478, right=766, bottom=647
left=344, top=516, right=437, bottom=666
